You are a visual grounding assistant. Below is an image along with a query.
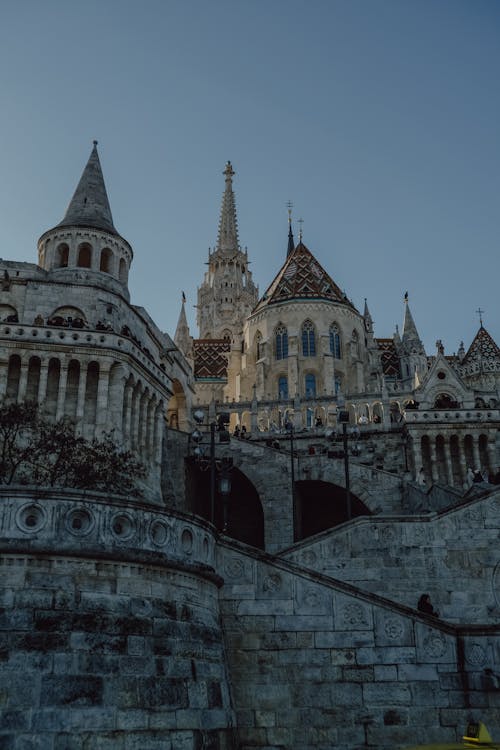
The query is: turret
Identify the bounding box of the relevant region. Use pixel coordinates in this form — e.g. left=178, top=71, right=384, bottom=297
left=37, top=142, right=133, bottom=297
left=397, top=292, right=428, bottom=385
left=174, top=292, right=193, bottom=360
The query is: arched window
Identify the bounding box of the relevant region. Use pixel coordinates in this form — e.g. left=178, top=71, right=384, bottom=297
left=57, top=243, right=69, bottom=268
left=351, top=330, right=359, bottom=358
left=119, top=258, right=127, bottom=283
left=255, top=331, right=262, bottom=360
left=302, top=320, right=316, bottom=356
left=77, top=243, right=92, bottom=268
left=330, top=324, right=341, bottom=359
left=275, top=325, right=288, bottom=360
left=305, top=373, right=316, bottom=398
left=100, top=248, right=113, bottom=273
left=278, top=376, right=288, bottom=400
left=334, top=375, right=342, bottom=395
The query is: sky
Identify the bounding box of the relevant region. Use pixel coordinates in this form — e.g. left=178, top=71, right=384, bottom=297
left=0, top=0, right=498, bottom=354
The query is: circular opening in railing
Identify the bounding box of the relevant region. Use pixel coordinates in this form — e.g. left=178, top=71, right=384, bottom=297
left=65, top=508, right=95, bottom=537
left=16, top=503, right=47, bottom=533
left=110, top=512, right=136, bottom=541
left=149, top=519, right=170, bottom=547
left=181, top=528, right=194, bottom=554
left=437, top=371, right=446, bottom=380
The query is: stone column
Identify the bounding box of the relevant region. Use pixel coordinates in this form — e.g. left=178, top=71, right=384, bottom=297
left=122, top=381, right=133, bottom=448
left=76, top=363, right=88, bottom=421
left=428, top=434, right=437, bottom=483
left=68, top=238, right=77, bottom=267
left=95, top=364, right=111, bottom=436
left=154, top=405, right=164, bottom=463
left=37, top=360, right=49, bottom=404
left=472, top=433, right=481, bottom=471
left=412, top=433, right=423, bottom=479
left=16, top=361, right=29, bottom=403
left=444, top=437, right=454, bottom=486
left=139, top=392, right=149, bottom=452
left=130, top=385, right=142, bottom=450
left=0, top=359, right=8, bottom=399
left=55, top=364, right=69, bottom=421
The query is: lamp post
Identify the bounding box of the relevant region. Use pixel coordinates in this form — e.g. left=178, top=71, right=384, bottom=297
left=286, top=419, right=298, bottom=541
left=337, top=399, right=352, bottom=522
left=191, top=411, right=232, bottom=530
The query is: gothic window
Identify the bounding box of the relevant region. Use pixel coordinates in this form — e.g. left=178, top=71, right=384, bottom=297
left=305, top=373, right=316, bottom=398
left=330, top=324, right=342, bottom=359
left=351, top=330, right=360, bottom=358
left=301, top=320, right=316, bottom=357
left=278, top=376, right=288, bottom=400
left=334, top=375, right=342, bottom=395
left=100, top=248, right=112, bottom=273
left=119, top=258, right=127, bottom=283
left=255, top=331, right=262, bottom=360
left=275, top=325, right=288, bottom=360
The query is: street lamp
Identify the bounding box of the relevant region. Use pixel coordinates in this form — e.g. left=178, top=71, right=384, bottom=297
left=336, top=396, right=352, bottom=522
left=285, top=418, right=298, bottom=540
left=190, top=411, right=232, bottom=529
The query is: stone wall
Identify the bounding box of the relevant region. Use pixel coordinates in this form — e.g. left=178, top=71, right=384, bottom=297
left=284, top=487, right=500, bottom=624
left=0, top=489, right=235, bottom=749
left=218, top=540, right=500, bottom=750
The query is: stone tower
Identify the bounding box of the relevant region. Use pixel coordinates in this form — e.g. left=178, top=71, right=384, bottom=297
left=196, top=162, right=258, bottom=341
left=398, top=293, right=428, bottom=387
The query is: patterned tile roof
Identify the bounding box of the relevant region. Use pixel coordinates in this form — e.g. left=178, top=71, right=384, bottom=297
left=253, top=242, right=356, bottom=313
left=376, top=338, right=401, bottom=378
left=193, top=339, right=230, bottom=379
left=463, top=326, right=500, bottom=365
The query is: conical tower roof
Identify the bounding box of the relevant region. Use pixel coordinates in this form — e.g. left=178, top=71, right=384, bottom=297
left=401, top=293, right=425, bottom=353
left=58, top=141, right=117, bottom=235
left=463, top=325, right=500, bottom=365
left=216, top=161, right=239, bottom=252
left=174, top=293, right=192, bottom=356
left=253, top=241, right=355, bottom=314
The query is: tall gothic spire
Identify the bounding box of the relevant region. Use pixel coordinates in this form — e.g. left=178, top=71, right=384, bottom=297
left=58, top=141, right=117, bottom=235
left=401, top=292, right=424, bottom=352
left=287, top=201, right=295, bottom=257
left=174, top=292, right=192, bottom=357
left=216, top=161, right=239, bottom=252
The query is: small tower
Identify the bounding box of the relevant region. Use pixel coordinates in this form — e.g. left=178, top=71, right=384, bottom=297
left=37, top=142, right=133, bottom=298
left=196, top=162, right=258, bottom=340
left=397, top=292, right=428, bottom=385
left=174, top=292, right=193, bottom=363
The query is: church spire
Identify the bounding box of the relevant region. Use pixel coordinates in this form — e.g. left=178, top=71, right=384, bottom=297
left=216, top=161, right=239, bottom=252
left=174, top=291, right=192, bottom=358
left=286, top=201, right=295, bottom=257
left=401, top=292, right=424, bottom=351
left=58, top=141, right=117, bottom=235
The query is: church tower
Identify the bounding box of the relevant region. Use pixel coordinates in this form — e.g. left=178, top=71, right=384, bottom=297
left=397, top=293, right=428, bottom=387
left=196, top=162, right=258, bottom=341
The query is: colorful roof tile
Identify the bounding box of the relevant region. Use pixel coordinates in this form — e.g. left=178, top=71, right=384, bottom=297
left=376, top=338, right=401, bottom=378
left=253, top=241, right=355, bottom=313
left=463, top=326, right=500, bottom=365
left=193, top=339, right=231, bottom=379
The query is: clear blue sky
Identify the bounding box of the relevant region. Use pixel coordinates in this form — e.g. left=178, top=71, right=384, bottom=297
left=0, top=0, right=498, bottom=354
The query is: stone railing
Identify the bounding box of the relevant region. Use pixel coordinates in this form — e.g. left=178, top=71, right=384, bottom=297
left=403, top=408, right=500, bottom=425
left=0, top=487, right=218, bottom=582
left=0, top=324, right=170, bottom=388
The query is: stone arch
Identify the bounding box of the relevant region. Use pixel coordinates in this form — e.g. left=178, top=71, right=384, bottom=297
left=49, top=305, right=87, bottom=328
left=64, top=359, right=80, bottom=419
left=45, top=358, right=61, bottom=419
left=186, top=463, right=264, bottom=549
left=77, top=242, right=92, bottom=268
left=56, top=242, right=69, bottom=268
left=434, top=392, right=458, bottom=409
left=296, top=479, right=372, bottom=540
left=167, top=379, right=188, bottom=431
left=6, top=354, right=21, bottom=402
left=119, top=257, right=127, bottom=284
left=83, top=361, right=99, bottom=438
left=0, top=304, right=18, bottom=323
left=372, top=401, right=383, bottom=424
left=26, top=356, right=41, bottom=402
left=100, top=247, right=113, bottom=273
left=390, top=401, right=402, bottom=423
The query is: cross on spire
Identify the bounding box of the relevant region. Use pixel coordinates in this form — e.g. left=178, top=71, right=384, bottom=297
left=476, top=307, right=484, bottom=327
left=298, top=217, right=304, bottom=242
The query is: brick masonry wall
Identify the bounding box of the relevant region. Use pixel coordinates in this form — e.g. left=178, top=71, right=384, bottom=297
left=0, top=490, right=235, bottom=750
left=284, top=487, right=500, bottom=624
left=218, top=540, right=500, bottom=750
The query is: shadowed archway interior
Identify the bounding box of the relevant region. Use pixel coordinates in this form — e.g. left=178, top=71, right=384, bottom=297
left=296, top=480, right=371, bottom=540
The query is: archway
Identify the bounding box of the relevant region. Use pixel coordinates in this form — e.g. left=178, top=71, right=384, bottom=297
left=296, top=480, right=371, bottom=540
left=186, top=463, right=264, bottom=549
left=167, top=379, right=188, bottom=431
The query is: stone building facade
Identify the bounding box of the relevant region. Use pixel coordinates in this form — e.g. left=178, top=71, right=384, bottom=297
left=2, top=146, right=500, bottom=750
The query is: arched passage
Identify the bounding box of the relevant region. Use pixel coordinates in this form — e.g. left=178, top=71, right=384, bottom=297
left=186, top=462, right=264, bottom=549
left=167, top=379, right=188, bottom=431
left=295, top=480, right=371, bottom=540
